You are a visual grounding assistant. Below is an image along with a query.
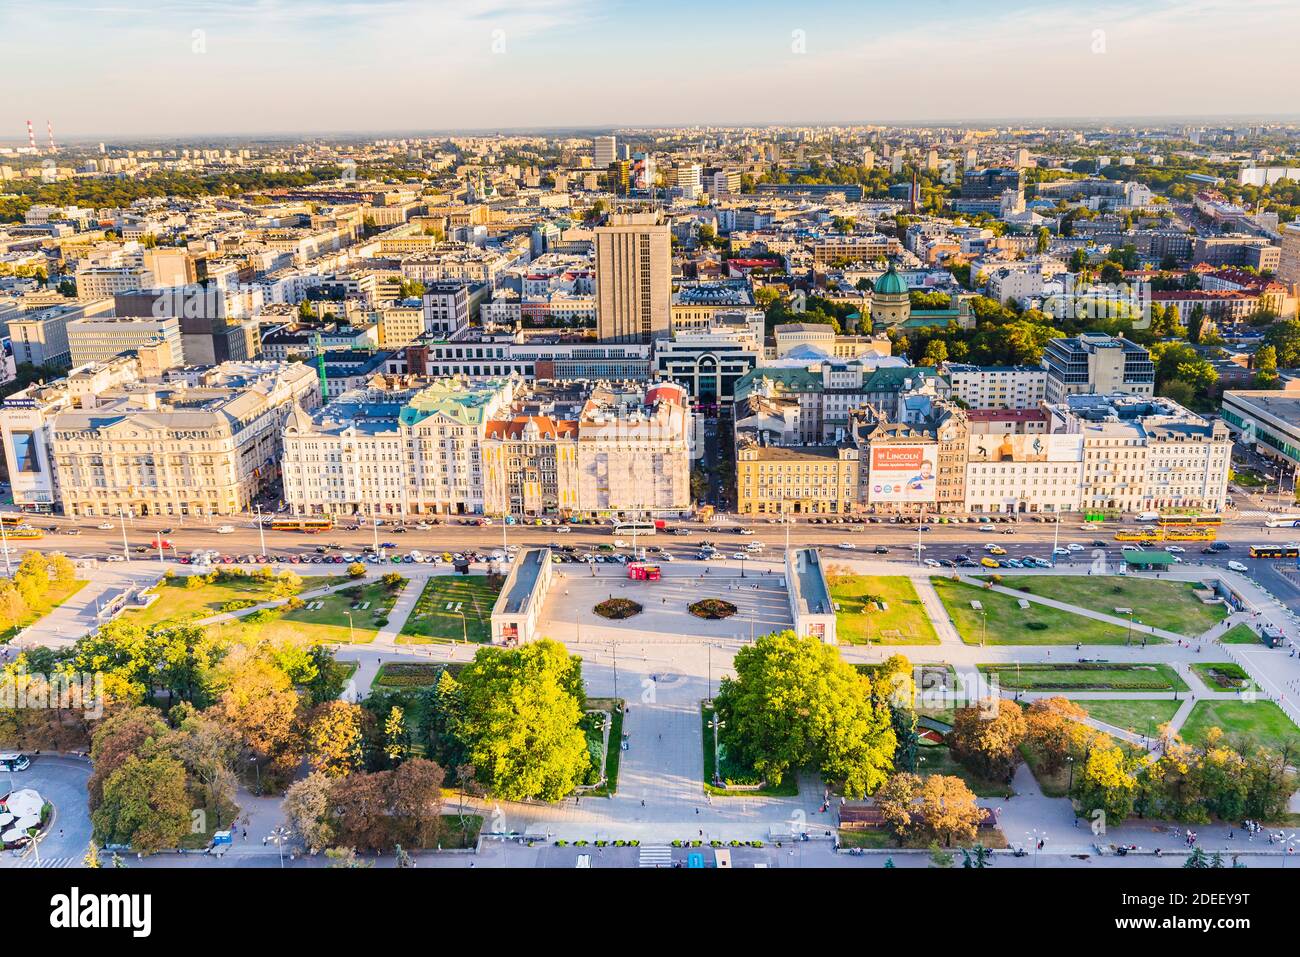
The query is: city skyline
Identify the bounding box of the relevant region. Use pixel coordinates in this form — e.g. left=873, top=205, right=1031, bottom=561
left=4, top=0, right=1300, bottom=137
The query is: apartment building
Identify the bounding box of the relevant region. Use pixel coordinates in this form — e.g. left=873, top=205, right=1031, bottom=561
left=66, top=316, right=184, bottom=368
left=1042, top=334, right=1155, bottom=403
left=595, top=212, right=672, bottom=343
left=945, top=364, right=1047, bottom=410
left=1279, top=221, right=1300, bottom=289
left=281, top=377, right=517, bottom=518
left=735, top=443, right=860, bottom=516
left=48, top=361, right=319, bottom=518
left=811, top=235, right=899, bottom=266
left=9, top=298, right=115, bottom=368
left=1048, top=394, right=1231, bottom=515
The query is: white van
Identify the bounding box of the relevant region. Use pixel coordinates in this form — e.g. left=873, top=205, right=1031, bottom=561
left=1136, top=512, right=1160, bottom=524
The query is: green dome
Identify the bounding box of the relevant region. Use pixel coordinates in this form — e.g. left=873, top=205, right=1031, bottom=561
left=874, top=265, right=906, bottom=296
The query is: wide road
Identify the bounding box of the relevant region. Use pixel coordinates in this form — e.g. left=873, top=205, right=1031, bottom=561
left=2, top=509, right=1289, bottom=574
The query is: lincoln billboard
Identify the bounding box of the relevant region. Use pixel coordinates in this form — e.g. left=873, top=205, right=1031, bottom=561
left=868, top=444, right=937, bottom=504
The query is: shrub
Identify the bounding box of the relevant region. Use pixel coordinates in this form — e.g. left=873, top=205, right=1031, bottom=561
left=688, top=598, right=737, bottom=620
left=347, top=563, right=366, bottom=579
left=381, top=571, right=404, bottom=590
left=594, top=598, right=642, bottom=620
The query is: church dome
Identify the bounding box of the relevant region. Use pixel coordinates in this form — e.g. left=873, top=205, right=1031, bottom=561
left=874, top=264, right=906, bottom=296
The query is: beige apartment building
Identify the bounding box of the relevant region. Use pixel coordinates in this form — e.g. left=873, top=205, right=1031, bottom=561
left=50, top=362, right=319, bottom=518
left=595, top=212, right=671, bottom=343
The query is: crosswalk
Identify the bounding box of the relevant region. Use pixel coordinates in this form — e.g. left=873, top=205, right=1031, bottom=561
left=11, top=855, right=81, bottom=868
left=638, top=845, right=673, bottom=868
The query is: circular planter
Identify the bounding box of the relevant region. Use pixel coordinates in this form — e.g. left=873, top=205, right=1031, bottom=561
left=689, top=598, right=737, bottom=620
left=594, top=598, right=642, bottom=620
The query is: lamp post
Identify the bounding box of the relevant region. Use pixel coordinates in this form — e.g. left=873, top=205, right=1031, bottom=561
left=345, top=610, right=355, bottom=645
left=118, top=505, right=130, bottom=563
left=709, top=714, right=724, bottom=786
left=267, top=825, right=291, bottom=868
left=249, top=754, right=261, bottom=795
left=254, top=503, right=268, bottom=557
left=1066, top=754, right=1075, bottom=792
left=0, top=515, right=10, bottom=577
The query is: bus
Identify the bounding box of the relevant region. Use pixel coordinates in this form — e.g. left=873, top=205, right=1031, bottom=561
left=1158, top=513, right=1223, bottom=528
left=2, top=527, right=42, bottom=540
left=268, top=517, right=334, bottom=533
left=0, top=513, right=27, bottom=528
left=1249, top=545, right=1300, bottom=560
left=613, top=521, right=658, bottom=536
left=1265, top=515, right=1300, bottom=529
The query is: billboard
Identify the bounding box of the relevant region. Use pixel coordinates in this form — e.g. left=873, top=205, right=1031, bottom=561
left=869, top=444, right=937, bottom=503
left=967, top=433, right=1083, bottom=464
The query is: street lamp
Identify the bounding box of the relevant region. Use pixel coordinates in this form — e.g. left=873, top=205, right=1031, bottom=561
left=345, top=610, right=355, bottom=645
left=267, top=825, right=291, bottom=868
left=1066, top=754, right=1075, bottom=792
left=709, top=714, right=725, bottom=785
left=249, top=754, right=261, bottom=795
left=254, top=503, right=268, bottom=557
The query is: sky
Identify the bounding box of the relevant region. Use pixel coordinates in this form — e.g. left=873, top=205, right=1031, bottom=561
left=2, top=0, right=1298, bottom=139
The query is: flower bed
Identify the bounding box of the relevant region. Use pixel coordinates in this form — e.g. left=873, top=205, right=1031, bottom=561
left=594, top=598, right=642, bottom=620
left=688, top=598, right=737, bottom=620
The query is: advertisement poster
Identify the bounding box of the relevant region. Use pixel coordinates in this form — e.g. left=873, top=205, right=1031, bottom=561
left=869, top=444, right=937, bottom=503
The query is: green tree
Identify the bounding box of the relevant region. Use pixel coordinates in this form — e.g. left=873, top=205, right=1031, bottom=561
left=451, top=639, right=590, bottom=801
left=92, top=754, right=192, bottom=855
left=714, top=630, right=896, bottom=798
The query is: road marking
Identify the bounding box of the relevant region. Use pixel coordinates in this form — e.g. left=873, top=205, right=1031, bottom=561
left=638, top=845, right=673, bottom=867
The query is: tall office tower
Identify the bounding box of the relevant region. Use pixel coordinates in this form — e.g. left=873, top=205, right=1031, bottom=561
left=675, top=163, right=702, bottom=198
left=595, top=212, right=671, bottom=343
left=594, top=135, right=617, bottom=168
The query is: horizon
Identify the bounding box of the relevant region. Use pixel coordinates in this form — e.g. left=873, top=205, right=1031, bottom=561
left=4, top=0, right=1299, bottom=138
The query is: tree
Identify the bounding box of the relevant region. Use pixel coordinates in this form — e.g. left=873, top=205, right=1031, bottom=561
left=1023, top=698, right=1090, bottom=776
left=88, top=705, right=171, bottom=810
left=217, top=658, right=303, bottom=790
left=384, top=705, right=409, bottom=766
left=92, top=755, right=192, bottom=855
left=388, top=758, right=445, bottom=849
left=347, top=562, right=367, bottom=579
left=1263, top=318, right=1300, bottom=368
left=1076, top=743, right=1139, bottom=824
left=714, top=631, right=896, bottom=798
left=305, top=701, right=365, bottom=778
left=381, top=571, right=404, bottom=590
left=947, top=700, right=1027, bottom=783
left=452, top=639, right=590, bottom=801
left=283, top=772, right=336, bottom=854
left=1253, top=344, right=1280, bottom=389
left=271, top=570, right=302, bottom=598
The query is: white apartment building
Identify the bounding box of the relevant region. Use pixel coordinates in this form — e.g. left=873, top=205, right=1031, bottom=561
left=945, top=364, right=1047, bottom=410
left=281, top=378, right=517, bottom=517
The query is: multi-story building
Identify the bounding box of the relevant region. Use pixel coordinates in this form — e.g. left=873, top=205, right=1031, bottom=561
left=652, top=310, right=764, bottom=410
left=595, top=212, right=671, bottom=343
left=852, top=395, right=968, bottom=516
left=945, top=364, right=1047, bottom=410
left=9, top=299, right=115, bottom=368
left=409, top=329, right=652, bottom=381
left=66, top=316, right=184, bottom=369
left=281, top=377, right=517, bottom=518
left=574, top=380, right=692, bottom=515
left=735, top=442, right=860, bottom=516
left=47, top=361, right=319, bottom=518
left=670, top=279, right=756, bottom=333
left=593, top=135, right=617, bottom=169
left=1221, top=390, right=1300, bottom=470
left=1048, top=394, right=1231, bottom=515
left=812, top=235, right=900, bottom=266
left=961, top=168, right=1023, bottom=199
left=1042, top=334, right=1154, bottom=403
left=1279, top=221, right=1300, bottom=289
left=0, top=357, right=142, bottom=511
left=422, top=280, right=476, bottom=337
left=1191, top=235, right=1281, bottom=272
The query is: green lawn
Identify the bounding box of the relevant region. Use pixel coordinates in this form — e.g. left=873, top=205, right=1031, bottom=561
left=277, top=579, right=405, bottom=643
left=1, top=579, right=87, bottom=641
left=1180, top=700, right=1300, bottom=751
left=828, top=575, right=939, bottom=645
left=206, top=578, right=403, bottom=646
left=1190, top=662, right=1253, bottom=692
left=1000, top=576, right=1228, bottom=636
left=581, top=698, right=624, bottom=797
left=702, top=704, right=798, bottom=797
left=399, top=576, right=500, bottom=644
left=978, top=662, right=1188, bottom=693
left=1073, top=699, right=1184, bottom=735
left=128, top=572, right=340, bottom=627
left=932, top=577, right=1150, bottom=645
left=1220, top=623, right=1260, bottom=645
